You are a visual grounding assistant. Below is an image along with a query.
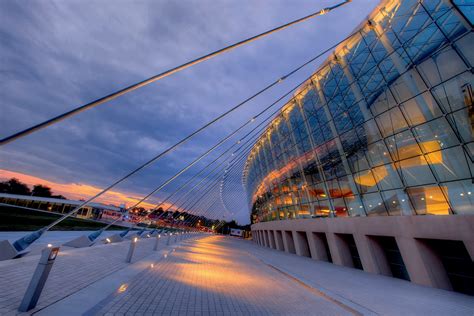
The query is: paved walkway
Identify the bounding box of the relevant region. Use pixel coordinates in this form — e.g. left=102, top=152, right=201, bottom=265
left=1, top=235, right=473, bottom=315
left=0, top=234, right=178, bottom=315
left=86, top=236, right=349, bottom=316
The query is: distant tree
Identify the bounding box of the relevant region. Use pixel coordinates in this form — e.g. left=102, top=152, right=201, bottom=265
left=51, top=194, right=67, bottom=200
left=31, top=184, right=53, bottom=197
left=0, top=178, right=31, bottom=195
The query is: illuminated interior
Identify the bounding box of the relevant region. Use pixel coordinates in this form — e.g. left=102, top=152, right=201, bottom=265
left=244, top=0, right=474, bottom=223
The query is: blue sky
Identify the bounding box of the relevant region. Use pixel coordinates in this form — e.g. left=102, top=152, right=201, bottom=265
left=0, top=0, right=379, bottom=224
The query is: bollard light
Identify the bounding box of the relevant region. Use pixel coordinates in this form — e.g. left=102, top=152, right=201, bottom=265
left=18, top=246, right=60, bottom=312
left=153, top=233, right=161, bottom=251
left=126, top=238, right=138, bottom=263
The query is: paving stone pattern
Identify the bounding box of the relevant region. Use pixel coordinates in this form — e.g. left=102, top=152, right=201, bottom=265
left=91, top=236, right=350, bottom=316
left=0, top=236, right=165, bottom=315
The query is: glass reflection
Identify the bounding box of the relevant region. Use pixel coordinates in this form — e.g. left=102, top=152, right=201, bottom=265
left=245, top=0, right=473, bottom=223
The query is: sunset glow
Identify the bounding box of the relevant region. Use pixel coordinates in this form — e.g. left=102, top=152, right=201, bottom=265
left=0, top=169, right=167, bottom=210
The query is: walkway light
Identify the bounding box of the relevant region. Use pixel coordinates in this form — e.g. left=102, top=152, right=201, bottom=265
left=18, top=246, right=60, bottom=312
left=126, top=238, right=138, bottom=263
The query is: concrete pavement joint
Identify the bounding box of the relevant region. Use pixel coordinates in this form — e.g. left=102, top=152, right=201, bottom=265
left=262, top=259, right=376, bottom=316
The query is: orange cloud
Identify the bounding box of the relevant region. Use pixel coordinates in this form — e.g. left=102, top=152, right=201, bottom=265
left=0, top=169, right=174, bottom=210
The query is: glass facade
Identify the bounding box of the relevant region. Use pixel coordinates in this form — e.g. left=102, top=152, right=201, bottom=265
left=244, top=0, right=474, bottom=223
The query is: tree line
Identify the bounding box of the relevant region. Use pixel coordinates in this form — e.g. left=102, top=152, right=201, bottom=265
left=0, top=178, right=67, bottom=199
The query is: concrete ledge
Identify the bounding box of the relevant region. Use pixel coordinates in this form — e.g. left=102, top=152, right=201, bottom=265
left=251, top=215, right=474, bottom=292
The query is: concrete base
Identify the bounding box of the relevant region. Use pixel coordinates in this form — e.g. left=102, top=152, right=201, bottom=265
left=62, top=235, right=94, bottom=248
left=0, top=240, right=20, bottom=261
left=252, top=215, right=474, bottom=293
left=102, top=234, right=124, bottom=244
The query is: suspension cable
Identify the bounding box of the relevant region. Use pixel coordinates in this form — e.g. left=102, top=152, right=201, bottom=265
left=0, top=1, right=351, bottom=146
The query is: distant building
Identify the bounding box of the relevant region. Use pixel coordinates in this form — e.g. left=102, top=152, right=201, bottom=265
left=0, top=193, right=125, bottom=221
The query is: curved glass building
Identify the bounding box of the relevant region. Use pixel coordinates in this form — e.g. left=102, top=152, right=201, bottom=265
left=245, top=0, right=473, bottom=222
left=247, top=0, right=474, bottom=295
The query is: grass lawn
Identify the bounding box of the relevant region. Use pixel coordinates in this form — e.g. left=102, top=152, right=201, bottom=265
left=0, top=205, right=127, bottom=231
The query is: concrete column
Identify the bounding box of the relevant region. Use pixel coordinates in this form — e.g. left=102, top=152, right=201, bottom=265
left=295, top=231, right=311, bottom=258
left=308, top=232, right=330, bottom=261
left=274, top=230, right=284, bottom=251
left=326, top=233, right=354, bottom=268
left=262, top=230, right=269, bottom=248
left=282, top=231, right=296, bottom=254
left=293, top=231, right=302, bottom=255
left=364, top=236, right=393, bottom=276
left=396, top=237, right=452, bottom=290
left=465, top=240, right=474, bottom=260
left=267, top=230, right=276, bottom=249
left=353, top=234, right=386, bottom=274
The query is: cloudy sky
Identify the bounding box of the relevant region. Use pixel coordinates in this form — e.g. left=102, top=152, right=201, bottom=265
left=0, top=0, right=378, bottom=224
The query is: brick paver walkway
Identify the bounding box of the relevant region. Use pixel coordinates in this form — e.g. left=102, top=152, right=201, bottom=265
left=0, top=235, right=170, bottom=315
left=2, top=234, right=472, bottom=315
left=88, top=236, right=351, bottom=316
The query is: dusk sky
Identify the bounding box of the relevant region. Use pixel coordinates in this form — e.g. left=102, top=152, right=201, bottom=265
left=0, top=0, right=379, bottom=224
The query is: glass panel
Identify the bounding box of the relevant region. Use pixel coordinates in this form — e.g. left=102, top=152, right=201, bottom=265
left=376, top=107, right=408, bottom=137
left=333, top=198, right=348, bottom=217
left=400, top=92, right=442, bottom=126
left=431, top=71, right=472, bottom=112
left=440, top=180, right=474, bottom=215
left=362, top=192, right=388, bottom=216
left=372, top=164, right=402, bottom=190
left=366, top=141, right=391, bottom=167
left=426, top=147, right=472, bottom=182
left=453, top=0, right=474, bottom=24
left=390, top=70, right=427, bottom=103
left=413, top=117, right=459, bottom=152
left=455, top=32, right=474, bottom=67
left=382, top=190, right=414, bottom=216
left=386, top=130, right=422, bottom=161
left=447, top=109, right=474, bottom=144
left=354, top=169, right=378, bottom=193
left=396, top=155, right=437, bottom=186
left=357, top=120, right=381, bottom=144
left=344, top=195, right=366, bottom=216
left=417, top=47, right=466, bottom=87
left=407, top=185, right=450, bottom=215
left=315, top=200, right=331, bottom=217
